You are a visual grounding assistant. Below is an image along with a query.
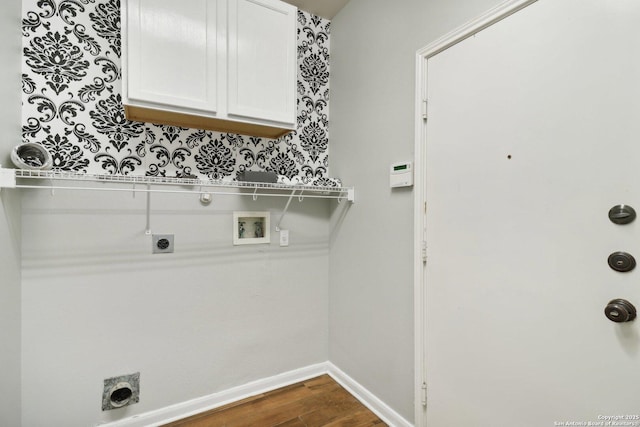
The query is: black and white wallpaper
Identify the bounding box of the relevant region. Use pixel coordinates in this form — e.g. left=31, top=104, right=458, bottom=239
left=21, top=0, right=334, bottom=185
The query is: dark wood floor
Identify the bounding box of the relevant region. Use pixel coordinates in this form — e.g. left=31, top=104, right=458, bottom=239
left=162, top=374, right=386, bottom=427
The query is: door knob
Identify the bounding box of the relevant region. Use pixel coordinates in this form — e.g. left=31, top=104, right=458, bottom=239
left=604, top=299, right=637, bottom=322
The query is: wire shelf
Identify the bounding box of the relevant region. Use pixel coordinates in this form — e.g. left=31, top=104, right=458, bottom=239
left=1, top=168, right=355, bottom=202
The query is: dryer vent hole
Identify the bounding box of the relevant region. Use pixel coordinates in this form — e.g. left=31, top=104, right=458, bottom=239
left=110, top=386, right=133, bottom=407
left=102, top=373, right=140, bottom=411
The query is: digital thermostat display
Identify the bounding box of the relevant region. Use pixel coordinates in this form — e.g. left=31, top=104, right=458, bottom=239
left=390, top=161, right=413, bottom=188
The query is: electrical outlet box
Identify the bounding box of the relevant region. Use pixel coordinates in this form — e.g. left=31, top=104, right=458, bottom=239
left=152, top=234, right=174, bottom=254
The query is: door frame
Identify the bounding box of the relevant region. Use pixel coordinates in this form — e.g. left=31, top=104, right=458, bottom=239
left=412, top=1, right=538, bottom=425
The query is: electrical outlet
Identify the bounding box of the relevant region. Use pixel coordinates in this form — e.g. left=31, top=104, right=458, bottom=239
left=279, top=229, right=289, bottom=247
left=152, top=234, right=174, bottom=254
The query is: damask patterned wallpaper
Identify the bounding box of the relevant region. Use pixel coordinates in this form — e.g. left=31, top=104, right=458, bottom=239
left=21, top=0, right=332, bottom=185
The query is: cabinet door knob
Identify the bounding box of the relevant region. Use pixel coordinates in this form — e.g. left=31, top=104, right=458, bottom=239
left=604, top=299, right=637, bottom=322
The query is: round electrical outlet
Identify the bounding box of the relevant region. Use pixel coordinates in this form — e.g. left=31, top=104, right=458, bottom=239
left=157, top=238, right=170, bottom=250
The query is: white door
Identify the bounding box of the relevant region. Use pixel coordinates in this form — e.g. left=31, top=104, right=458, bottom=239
left=227, top=0, right=297, bottom=125
left=424, top=0, right=640, bottom=425
left=125, top=0, right=218, bottom=113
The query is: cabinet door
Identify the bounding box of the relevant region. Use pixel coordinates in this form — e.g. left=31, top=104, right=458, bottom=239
left=125, top=0, right=218, bottom=114
left=227, top=0, right=297, bottom=126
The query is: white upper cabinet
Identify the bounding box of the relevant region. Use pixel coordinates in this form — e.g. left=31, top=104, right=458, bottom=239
left=121, top=0, right=297, bottom=139
left=125, top=0, right=218, bottom=113
left=227, top=0, right=297, bottom=124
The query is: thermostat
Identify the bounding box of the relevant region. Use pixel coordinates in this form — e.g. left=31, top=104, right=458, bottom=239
left=390, top=161, right=413, bottom=188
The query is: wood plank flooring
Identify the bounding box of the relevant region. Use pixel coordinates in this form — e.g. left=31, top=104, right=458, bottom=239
left=162, top=375, right=386, bottom=427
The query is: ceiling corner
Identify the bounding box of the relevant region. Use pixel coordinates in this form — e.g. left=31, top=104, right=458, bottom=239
left=281, top=0, right=350, bottom=20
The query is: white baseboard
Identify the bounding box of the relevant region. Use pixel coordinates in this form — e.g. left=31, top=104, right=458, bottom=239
left=100, top=361, right=412, bottom=427
left=100, top=362, right=329, bottom=427
left=326, top=362, right=413, bottom=427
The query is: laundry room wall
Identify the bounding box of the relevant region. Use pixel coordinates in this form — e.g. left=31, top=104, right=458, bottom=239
left=20, top=189, right=332, bottom=426
left=328, top=0, right=505, bottom=422
left=0, top=0, right=23, bottom=425
left=19, top=1, right=336, bottom=425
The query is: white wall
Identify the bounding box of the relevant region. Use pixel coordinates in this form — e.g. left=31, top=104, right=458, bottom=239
left=328, top=0, right=504, bottom=422
left=21, top=189, right=330, bottom=426
left=0, top=0, right=23, bottom=425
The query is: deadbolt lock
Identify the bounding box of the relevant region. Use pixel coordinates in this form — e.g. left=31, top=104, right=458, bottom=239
left=604, top=299, right=637, bottom=323
left=607, top=251, right=636, bottom=273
